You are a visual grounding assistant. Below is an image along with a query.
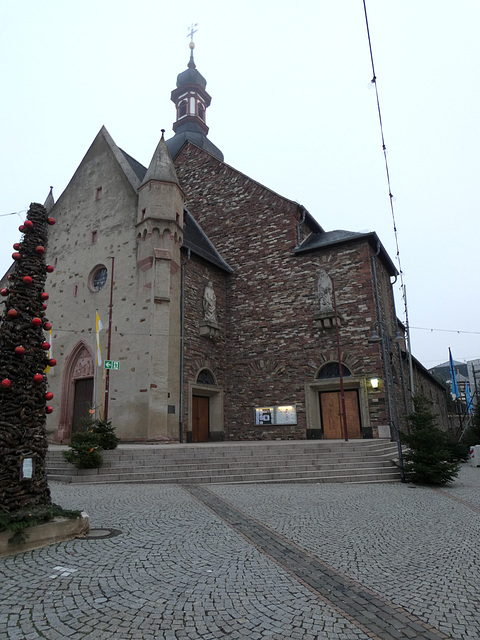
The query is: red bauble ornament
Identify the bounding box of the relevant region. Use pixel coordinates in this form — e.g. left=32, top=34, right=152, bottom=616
left=18, top=224, right=25, bottom=232
left=45, top=392, right=54, bottom=401
left=1, top=379, right=11, bottom=389
left=12, top=252, right=21, bottom=260
left=32, top=317, right=42, bottom=326
left=42, top=303, right=48, bottom=310
left=46, top=265, right=54, bottom=273
left=36, top=246, right=45, bottom=255
left=33, top=373, right=44, bottom=383
left=46, top=405, right=53, bottom=414
left=13, top=243, right=20, bottom=250
left=41, top=342, right=50, bottom=350
left=15, top=346, right=25, bottom=356
left=7, top=309, right=18, bottom=319
left=40, top=292, right=49, bottom=300
left=23, top=276, right=33, bottom=284
left=48, top=358, right=57, bottom=367
left=44, top=322, right=52, bottom=331
left=24, top=220, right=33, bottom=229
left=47, top=217, right=55, bottom=225
left=0, top=288, right=8, bottom=296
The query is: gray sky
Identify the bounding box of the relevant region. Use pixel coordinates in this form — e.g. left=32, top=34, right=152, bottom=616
left=1, top=0, right=479, bottom=368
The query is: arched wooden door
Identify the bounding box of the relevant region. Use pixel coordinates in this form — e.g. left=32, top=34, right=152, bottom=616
left=320, top=390, right=362, bottom=439
left=192, top=395, right=209, bottom=442
left=72, top=377, right=94, bottom=433
left=56, top=340, right=95, bottom=441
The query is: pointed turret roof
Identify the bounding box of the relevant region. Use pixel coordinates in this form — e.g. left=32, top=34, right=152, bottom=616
left=140, top=130, right=180, bottom=188
left=44, top=186, right=54, bottom=212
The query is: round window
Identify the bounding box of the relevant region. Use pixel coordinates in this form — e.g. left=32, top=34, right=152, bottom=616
left=90, top=266, right=108, bottom=292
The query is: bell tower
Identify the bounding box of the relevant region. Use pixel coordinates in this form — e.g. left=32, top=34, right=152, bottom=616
left=136, top=131, right=184, bottom=440
left=166, top=30, right=224, bottom=161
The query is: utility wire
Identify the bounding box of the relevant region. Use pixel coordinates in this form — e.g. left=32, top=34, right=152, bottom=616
left=362, top=0, right=414, bottom=390
left=0, top=210, right=26, bottom=218
left=411, top=326, right=480, bottom=336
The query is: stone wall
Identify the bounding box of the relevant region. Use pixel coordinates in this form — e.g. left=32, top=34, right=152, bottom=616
left=175, top=143, right=402, bottom=440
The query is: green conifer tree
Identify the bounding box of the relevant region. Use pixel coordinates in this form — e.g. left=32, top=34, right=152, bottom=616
left=402, top=395, right=460, bottom=485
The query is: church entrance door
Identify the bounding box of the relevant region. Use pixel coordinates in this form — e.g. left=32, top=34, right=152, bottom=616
left=320, top=390, right=362, bottom=439
left=192, top=395, right=209, bottom=442
left=72, top=378, right=94, bottom=434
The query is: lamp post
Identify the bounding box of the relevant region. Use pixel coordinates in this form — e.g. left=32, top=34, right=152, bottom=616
left=369, top=321, right=405, bottom=482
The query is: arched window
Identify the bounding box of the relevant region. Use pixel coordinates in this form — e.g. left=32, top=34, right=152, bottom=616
left=316, top=362, right=352, bottom=379
left=179, top=101, right=187, bottom=117
left=197, top=369, right=216, bottom=385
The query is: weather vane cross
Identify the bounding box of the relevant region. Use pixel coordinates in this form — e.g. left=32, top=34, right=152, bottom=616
left=187, top=23, right=198, bottom=42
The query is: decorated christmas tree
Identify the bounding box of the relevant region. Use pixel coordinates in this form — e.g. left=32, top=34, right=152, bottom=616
left=0, top=202, right=56, bottom=512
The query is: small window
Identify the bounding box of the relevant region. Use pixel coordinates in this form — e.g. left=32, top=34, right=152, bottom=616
left=89, top=265, right=108, bottom=292
left=95, top=186, right=102, bottom=200
left=179, top=102, right=187, bottom=117
left=90, top=229, right=98, bottom=244
left=197, top=369, right=215, bottom=385
left=316, top=363, right=352, bottom=379
left=198, top=105, right=205, bottom=120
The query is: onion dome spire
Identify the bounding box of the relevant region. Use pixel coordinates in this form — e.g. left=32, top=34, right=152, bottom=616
left=166, top=26, right=224, bottom=162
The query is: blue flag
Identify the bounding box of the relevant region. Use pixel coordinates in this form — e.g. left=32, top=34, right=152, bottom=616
left=449, top=348, right=460, bottom=399
left=465, top=381, right=473, bottom=414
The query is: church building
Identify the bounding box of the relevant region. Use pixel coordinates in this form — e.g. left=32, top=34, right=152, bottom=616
left=10, top=41, right=448, bottom=443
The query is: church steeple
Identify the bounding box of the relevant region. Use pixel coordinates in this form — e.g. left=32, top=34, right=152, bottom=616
left=166, top=30, right=224, bottom=162
left=171, top=36, right=211, bottom=135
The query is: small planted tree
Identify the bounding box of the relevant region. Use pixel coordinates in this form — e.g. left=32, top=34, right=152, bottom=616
left=63, top=418, right=119, bottom=469
left=402, top=395, right=461, bottom=485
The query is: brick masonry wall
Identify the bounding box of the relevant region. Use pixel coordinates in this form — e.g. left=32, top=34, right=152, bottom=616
left=175, top=144, right=392, bottom=439
left=175, top=143, right=447, bottom=439
left=183, top=253, right=228, bottom=435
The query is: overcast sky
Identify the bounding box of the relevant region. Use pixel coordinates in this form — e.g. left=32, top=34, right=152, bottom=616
left=1, top=0, right=479, bottom=368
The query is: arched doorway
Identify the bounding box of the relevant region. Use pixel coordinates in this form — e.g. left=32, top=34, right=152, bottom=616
left=316, top=363, right=362, bottom=439
left=188, top=368, right=224, bottom=443
left=56, top=341, right=95, bottom=442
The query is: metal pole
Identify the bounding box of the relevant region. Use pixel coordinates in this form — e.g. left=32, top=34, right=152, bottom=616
left=332, top=280, right=348, bottom=441
left=104, top=257, right=115, bottom=422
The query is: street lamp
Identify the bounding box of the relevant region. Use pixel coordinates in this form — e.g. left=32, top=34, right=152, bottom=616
left=369, top=321, right=406, bottom=482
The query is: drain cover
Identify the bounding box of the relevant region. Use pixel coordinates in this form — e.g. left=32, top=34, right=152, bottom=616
left=84, top=528, right=122, bottom=540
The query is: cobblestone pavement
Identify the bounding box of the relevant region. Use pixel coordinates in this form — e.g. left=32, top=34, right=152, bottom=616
left=1, top=464, right=479, bottom=639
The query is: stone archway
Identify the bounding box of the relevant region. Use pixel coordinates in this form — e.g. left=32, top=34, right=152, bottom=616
left=55, top=341, right=95, bottom=442
left=187, top=368, right=224, bottom=443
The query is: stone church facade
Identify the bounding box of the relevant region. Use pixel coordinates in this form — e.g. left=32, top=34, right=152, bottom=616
left=5, top=44, right=448, bottom=443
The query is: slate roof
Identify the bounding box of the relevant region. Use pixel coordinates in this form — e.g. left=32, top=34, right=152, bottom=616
left=166, top=125, right=224, bottom=162
left=118, top=146, right=229, bottom=272
left=182, top=208, right=233, bottom=273
left=296, top=229, right=397, bottom=276
left=120, top=149, right=147, bottom=182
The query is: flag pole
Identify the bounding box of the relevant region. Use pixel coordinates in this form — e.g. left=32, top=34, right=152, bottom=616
left=332, top=279, right=348, bottom=441
left=104, top=257, right=115, bottom=421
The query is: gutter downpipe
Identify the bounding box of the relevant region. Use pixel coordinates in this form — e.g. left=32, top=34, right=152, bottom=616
left=371, top=245, right=393, bottom=435
left=179, top=248, right=191, bottom=443
left=371, top=245, right=405, bottom=482
left=403, top=285, right=415, bottom=397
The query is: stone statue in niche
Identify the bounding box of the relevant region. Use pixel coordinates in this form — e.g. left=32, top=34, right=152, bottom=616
left=202, top=281, right=217, bottom=324
left=317, top=269, right=333, bottom=312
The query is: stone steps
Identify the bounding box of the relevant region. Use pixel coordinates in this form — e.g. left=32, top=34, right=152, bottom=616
left=47, top=440, right=401, bottom=485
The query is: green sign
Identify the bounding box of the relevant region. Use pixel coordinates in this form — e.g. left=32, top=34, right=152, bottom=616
left=104, top=360, right=120, bottom=370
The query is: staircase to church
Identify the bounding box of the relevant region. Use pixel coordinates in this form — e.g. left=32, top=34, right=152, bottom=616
left=46, top=439, right=402, bottom=485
